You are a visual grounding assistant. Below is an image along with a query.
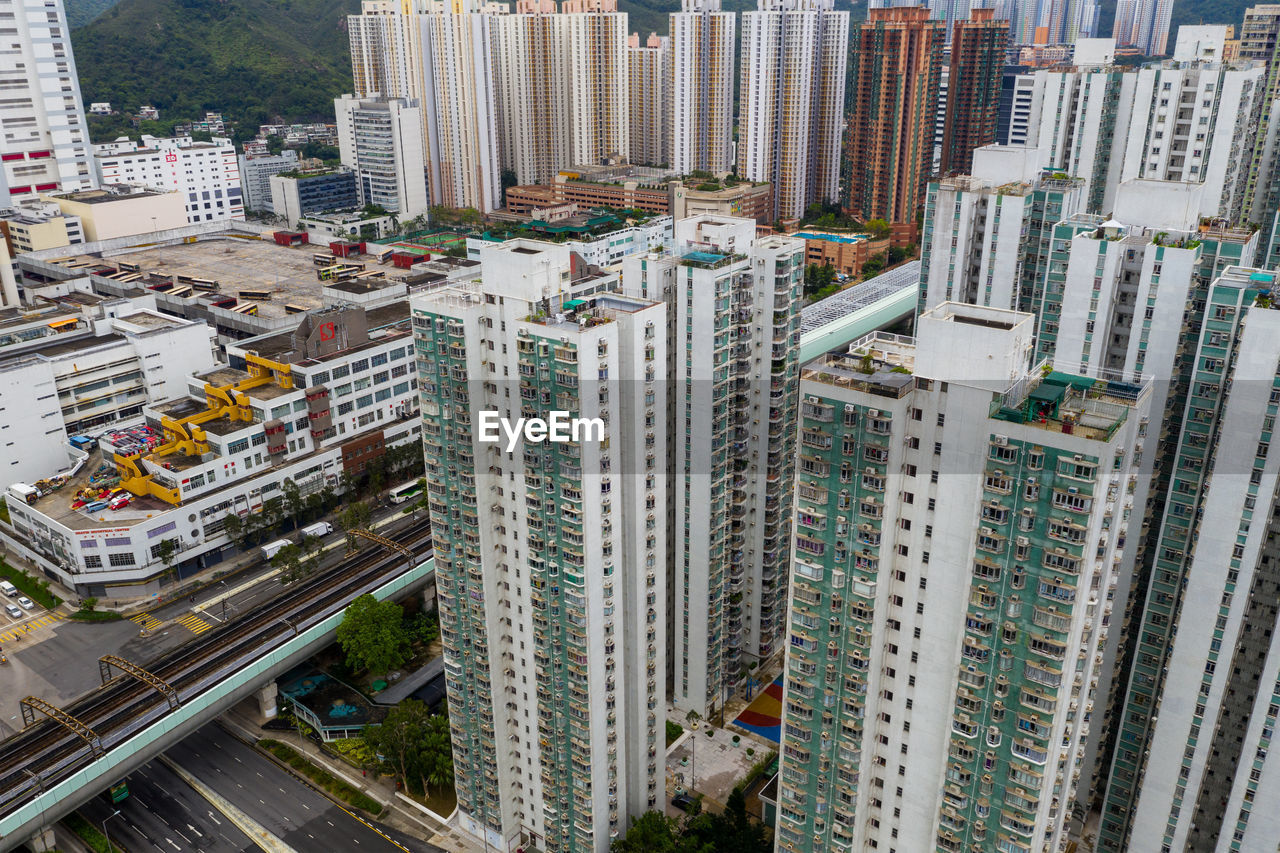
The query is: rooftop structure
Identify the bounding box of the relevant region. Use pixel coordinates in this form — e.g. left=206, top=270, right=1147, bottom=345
left=4, top=302, right=421, bottom=598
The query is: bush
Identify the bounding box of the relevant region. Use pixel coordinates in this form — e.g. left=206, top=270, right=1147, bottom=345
left=0, top=560, right=60, bottom=608
left=330, top=736, right=374, bottom=768
left=666, top=720, right=683, bottom=745
left=69, top=609, right=123, bottom=622
left=258, top=739, right=383, bottom=815
left=64, top=812, right=122, bottom=853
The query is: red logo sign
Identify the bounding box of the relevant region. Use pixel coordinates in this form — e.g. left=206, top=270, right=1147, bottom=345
left=318, top=322, right=337, bottom=342
left=165, top=151, right=178, bottom=163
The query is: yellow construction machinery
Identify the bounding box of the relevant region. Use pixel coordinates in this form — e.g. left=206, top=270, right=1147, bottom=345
left=114, top=354, right=294, bottom=505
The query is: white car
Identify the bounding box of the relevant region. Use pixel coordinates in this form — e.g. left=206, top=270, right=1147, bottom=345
left=4, top=604, right=21, bottom=619
left=16, top=596, right=33, bottom=610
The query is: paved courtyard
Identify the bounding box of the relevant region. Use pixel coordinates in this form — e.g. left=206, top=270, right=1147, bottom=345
left=666, top=721, right=768, bottom=815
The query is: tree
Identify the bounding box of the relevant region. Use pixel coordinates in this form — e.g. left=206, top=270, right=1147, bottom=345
left=155, top=537, right=180, bottom=585
left=416, top=713, right=454, bottom=796
left=363, top=701, right=453, bottom=796
left=282, top=479, right=304, bottom=529
left=336, top=594, right=410, bottom=675
left=271, top=543, right=308, bottom=584
left=338, top=501, right=373, bottom=553
left=500, top=168, right=518, bottom=206
left=611, top=811, right=683, bottom=852
left=865, top=218, right=892, bottom=240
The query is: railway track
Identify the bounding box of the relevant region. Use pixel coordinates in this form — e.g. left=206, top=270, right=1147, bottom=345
left=0, top=519, right=433, bottom=815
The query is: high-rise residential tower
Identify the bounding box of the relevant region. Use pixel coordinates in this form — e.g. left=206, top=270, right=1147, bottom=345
left=627, top=33, right=669, bottom=168
left=918, top=145, right=1087, bottom=317
left=491, top=0, right=629, bottom=184
left=1025, top=32, right=1263, bottom=219
left=739, top=0, right=849, bottom=222
left=1111, top=0, right=1175, bottom=56
left=1091, top=267, right=1280, bottom=852
left=348, top=0, right=504, bottom=211
left=774, top=302, right=1150, bottom=853
left=940, top=9, right=1010, bottom=176
left=669, top=0, right=736, bottom=175
left=0, top=0, right=94, bottom=202
left=412, top=239, right=667, bottom=853
left=623, top=216, right=804, bottom=718
left=845, top=6, right=943, bottom=226
left=334, top=95, right=429, bottom=219
left=1239, top=7, right=1280, bottom=232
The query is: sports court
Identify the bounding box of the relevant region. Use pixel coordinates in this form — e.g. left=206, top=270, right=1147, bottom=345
left=381, top=231, right=466, bottom=256
left=733, top=677, right=784, bottom=743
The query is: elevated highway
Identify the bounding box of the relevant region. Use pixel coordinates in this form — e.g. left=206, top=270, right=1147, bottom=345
left=0, top=520, right=434, bottom=852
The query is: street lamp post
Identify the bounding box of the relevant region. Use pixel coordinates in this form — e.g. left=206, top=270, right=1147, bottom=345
left=102, top=809, right=122, bottom=852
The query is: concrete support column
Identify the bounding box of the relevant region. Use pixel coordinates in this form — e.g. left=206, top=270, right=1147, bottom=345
left=256, top=681, right=278, bottom=720
left=28, top=826, right=56, bottom=852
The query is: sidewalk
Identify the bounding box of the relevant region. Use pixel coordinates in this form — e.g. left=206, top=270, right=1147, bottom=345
left=219, top=700, right=450, bottom=845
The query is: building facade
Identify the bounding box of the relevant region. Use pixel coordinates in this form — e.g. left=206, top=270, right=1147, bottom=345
left=1111, top=0, right=1175, bottom=56
left=845, top=7, right=944, bottom=225
left=940, top=10, right=1010, bottom=177
left=93, top=136, right=244, bottom=225
left=739, top=0, right=848, bottom=222
left=1095, top=267, right=1280, bottom=852
left=627, top=33, right=669, bottom=168
left=622, top=216, right=804, bottom=718
left=919, top=146, right=1087, bottom=318
left=4, top=305, right=421, bottom=598
left=669, top=0, right=736, bottom=175
left=237, top=150, right=300, bottom=214
left=334, top=95, right=429, bottom=219
left=0, top=0, right=95, bottom=203
left=412, top=239, right=666, bottom=853
left=774, top=302, right=1150, bottom=853
left=269, top=171, right=361, bottom=225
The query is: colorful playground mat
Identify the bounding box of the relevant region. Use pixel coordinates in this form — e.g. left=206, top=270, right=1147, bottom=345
left=733, top=677, right=783, bottom=743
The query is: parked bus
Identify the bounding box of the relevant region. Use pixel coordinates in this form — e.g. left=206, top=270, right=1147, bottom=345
left=389, top=480, right=423, bottom=505
left=230, top=302, right=258, bottom=316
left=239, top=289, right=273, bottom=301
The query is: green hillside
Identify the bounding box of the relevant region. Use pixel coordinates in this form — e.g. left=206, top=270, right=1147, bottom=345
left=65, top=0, right=124, bottom=29
left=72, top=0, right=359, bottom=137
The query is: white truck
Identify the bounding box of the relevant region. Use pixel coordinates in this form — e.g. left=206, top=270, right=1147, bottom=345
left=261, top=539, right=293, bottom=560
left=300, top=521, right=332, bottom=539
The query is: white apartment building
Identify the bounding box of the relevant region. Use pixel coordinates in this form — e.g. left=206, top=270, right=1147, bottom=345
left=0, top=302, right=215, bottom=484
left=627, top=33, right=668, bottom=168
left=491, top=0, right=630, bottom=187
left=94, top=136, right=244, bottom=224
left=418, top=0, right=504, bottom=212
left=775, top=303, right=1150, bottom=853
left=237, top=150, right=300, bottom=214
left=739, top=0, right=848, bottom=221
left=1025, top=32, right=1264, bottom=219
left=491, top=0, right=572, bottom=187
left=0, top=0, right=95, bottom=203
left=348, top=0, right=504, bottom=212
left=411, top=240, right=666, bottom=853
left=1111, top=0, right=1174, bottom=56
left=334, top=95, right=429, bottom=220
left=670, top=0, right=736, bottom=175
left=4, top=304, right=421, bottom=598
left=622, top=215, right=804, bottom=717
left=1002, top=73, right=1036, bottom=146
left=918, top=145, right=1086, bottom=318
left=1094, top=267, right=1280, bottom=851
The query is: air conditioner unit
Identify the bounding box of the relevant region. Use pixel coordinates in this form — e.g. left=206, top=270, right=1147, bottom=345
left=994, top=435, right=1009, bottom=446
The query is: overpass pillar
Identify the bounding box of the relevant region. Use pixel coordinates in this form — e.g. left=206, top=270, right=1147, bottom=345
left=28, top=826, right=56, bottom=852
left=256, top=681, right=278, bottom=720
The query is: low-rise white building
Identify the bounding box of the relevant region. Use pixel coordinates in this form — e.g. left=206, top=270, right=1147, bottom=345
left=465, top=216, right=672, bottom=267
left=238, top=150, right=300, bottom=214
left=94, top=135, right=244, bottom=225
left=0, top=301, right=216, bottom=485
left=4, top=303, right=420, bottom=598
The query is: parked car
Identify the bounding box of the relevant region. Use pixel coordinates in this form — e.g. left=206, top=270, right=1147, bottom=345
left=16, top=596, right=33, bottom=610
left=4, top=604, right=22, bottom=619
left=108, top=494, right=131, bottom=510
left=672, top=793, right=697, bottom=813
